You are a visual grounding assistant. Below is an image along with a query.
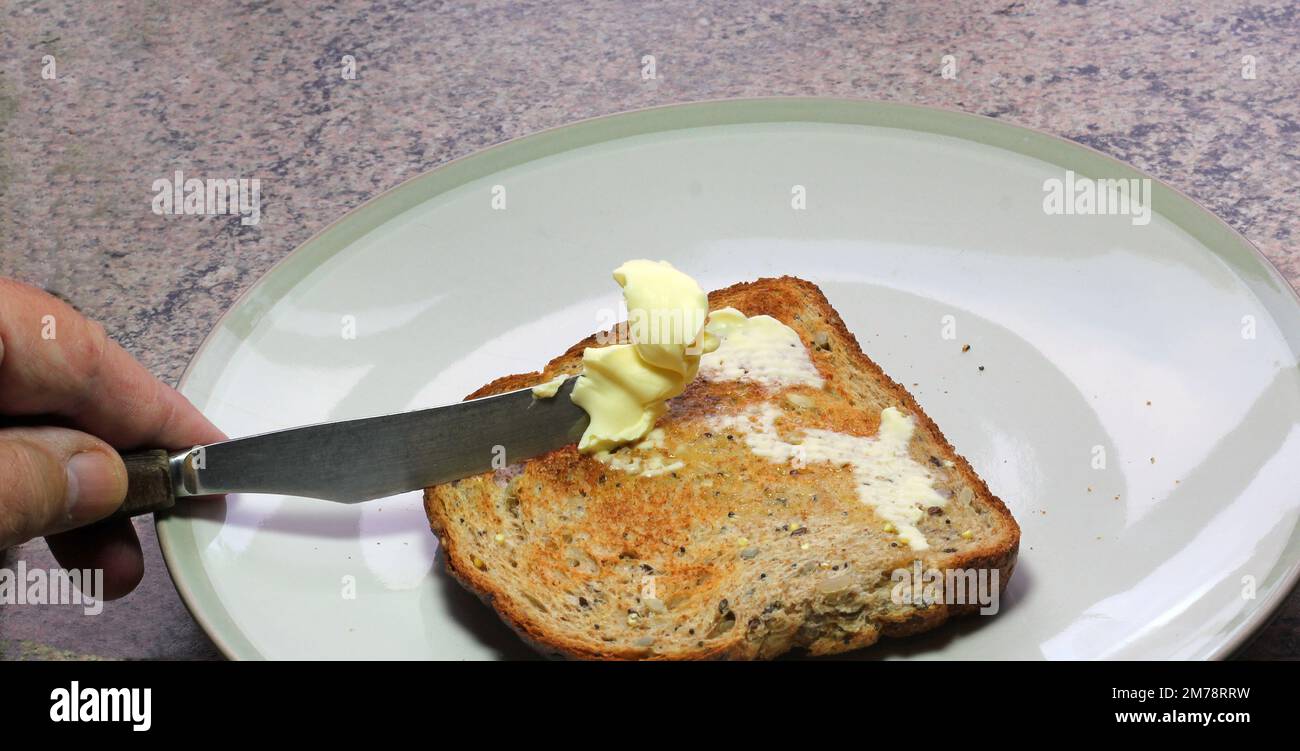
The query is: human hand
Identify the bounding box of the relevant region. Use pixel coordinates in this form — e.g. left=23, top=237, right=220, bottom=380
left=0, top=277, right=225, bottom=599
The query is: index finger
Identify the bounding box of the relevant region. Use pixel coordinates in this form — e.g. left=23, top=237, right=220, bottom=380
left=0, top=278, right=226, bottom=450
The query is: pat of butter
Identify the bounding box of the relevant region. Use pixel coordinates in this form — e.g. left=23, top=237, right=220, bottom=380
left=531, top=375, right=568, bottom=398
left=699, top=307, right=822, bottom=388
left=571, top=260, right=718, bottom=453
left=712, top=405, right=946, bottom=550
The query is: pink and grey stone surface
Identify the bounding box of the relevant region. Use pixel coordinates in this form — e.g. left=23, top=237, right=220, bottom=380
left=0, top=1, right=1297, bottom=659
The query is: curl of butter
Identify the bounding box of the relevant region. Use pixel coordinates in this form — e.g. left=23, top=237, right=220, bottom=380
left=571, top=260, right=718, bottom=452
left=531, top=374, right=567, bottom=398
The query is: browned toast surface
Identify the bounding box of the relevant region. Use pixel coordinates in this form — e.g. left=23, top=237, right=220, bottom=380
left=424, top=277, right=1019, bottom=659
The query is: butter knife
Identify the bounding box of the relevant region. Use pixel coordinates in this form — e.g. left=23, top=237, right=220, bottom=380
left=108, top=377, right=588, bottom=519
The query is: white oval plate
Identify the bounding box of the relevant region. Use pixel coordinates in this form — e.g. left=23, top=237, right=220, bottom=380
left=158, top=99, right=1300, bottom=660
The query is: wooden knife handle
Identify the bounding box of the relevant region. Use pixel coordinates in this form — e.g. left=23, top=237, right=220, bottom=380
left=107, top=449, right=177, bottom=520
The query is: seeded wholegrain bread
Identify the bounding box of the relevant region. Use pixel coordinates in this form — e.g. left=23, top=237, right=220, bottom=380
left=424, top=277, right=1019, bottom=659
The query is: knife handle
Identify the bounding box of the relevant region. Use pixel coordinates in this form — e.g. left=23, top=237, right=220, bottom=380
left=107, top=449, right=177, bottom=520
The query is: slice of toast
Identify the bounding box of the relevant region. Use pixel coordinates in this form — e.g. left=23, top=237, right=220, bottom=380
left=424, top=277, right=1019, bottom=659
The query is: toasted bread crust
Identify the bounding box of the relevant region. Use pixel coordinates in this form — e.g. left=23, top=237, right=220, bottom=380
left=425, top=276, right=1019, bottom=659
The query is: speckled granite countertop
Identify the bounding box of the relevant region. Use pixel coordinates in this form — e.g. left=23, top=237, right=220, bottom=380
left=1, top=1, right=1297, bottom=660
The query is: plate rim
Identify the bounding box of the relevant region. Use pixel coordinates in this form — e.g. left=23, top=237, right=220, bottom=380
left=156, top=96, right=1300, bottom=661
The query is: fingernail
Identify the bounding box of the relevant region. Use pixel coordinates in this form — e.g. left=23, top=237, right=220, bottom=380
left=65, top=452, right=121, bottom=523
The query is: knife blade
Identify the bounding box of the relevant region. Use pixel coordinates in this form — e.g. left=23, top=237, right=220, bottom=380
left=109, top=377, right=589, bottom=518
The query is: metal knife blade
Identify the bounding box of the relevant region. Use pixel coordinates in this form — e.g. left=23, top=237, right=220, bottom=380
left=167, top=376, right=588, bottom=503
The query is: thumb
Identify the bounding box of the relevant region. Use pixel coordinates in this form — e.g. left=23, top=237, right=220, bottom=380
left=0, top=426, right=128, bottom=549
